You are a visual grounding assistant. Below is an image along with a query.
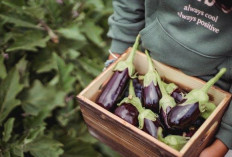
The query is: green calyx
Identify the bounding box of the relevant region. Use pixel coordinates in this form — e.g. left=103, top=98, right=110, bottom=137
left=159, top=95, right=176, bottom=113
left=118, top=80, right=143, bottom=112
left=138, top=109, right=158, bottom=129
left=200, top=102, right=216, bottom=119
left=118, top=79, right=158, bottom=129
left=162, top=82, right=178, bottom=95
left=183, top=68, right=226, bottom=113
left=114, top=34, right=140, bottom=77
left=157, top=127, right=189, bottom=151
left=143, top=50, right=158, bottom=87
left=155, top=70, right=176, bottom=113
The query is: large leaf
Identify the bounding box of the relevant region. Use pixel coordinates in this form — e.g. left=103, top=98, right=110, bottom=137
left=0, top=55, right=7, bottom=79
left=21, top=80, right=66, bottom=116
left=57, top=25, right=86, bottom=41
left=0, top=14, right=39, bottom=29
left=61, top=137, right=101, bottom=157
left=78, top=57, right=102, bottom=77
left=0, top=68, right=23, bottom=125
left=2, top=118, right=15, bottom=142
left=6, top=31, right=50, bottom=52
left=24, top=136, right=63, bottom=157
left=32, top=51, right=57, bottom=73
left=81, top=20, right=104, bottom=46
left=56, top=54, right=76, bottom=93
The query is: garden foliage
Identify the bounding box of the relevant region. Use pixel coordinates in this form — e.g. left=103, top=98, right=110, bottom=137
left=0, top=0, right=120, bottom=156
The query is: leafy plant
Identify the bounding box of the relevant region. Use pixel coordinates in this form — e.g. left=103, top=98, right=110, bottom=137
left=0, top=0, right=120, bottom=156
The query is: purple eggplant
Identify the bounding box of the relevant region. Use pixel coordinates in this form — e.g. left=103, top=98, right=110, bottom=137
left=168, top=68, right=226, bottom=129
left=142, top=50, right=161, bottom=113
left=114, top=103, right=139, bottom=126
left=96, top=35, right=140, bottom=111
left=123, top=78, right=143, bottom=103
left=142, top=118, right=164, bottom=138
left=183, top=117, right=205, bottom=137
left=154, top=70, right=176, bottom=129
left=117, top=80, right=159, bottom=130
left=163, top=82, right=187, bottom=103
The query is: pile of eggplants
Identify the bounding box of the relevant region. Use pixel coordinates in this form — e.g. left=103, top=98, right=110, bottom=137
left=96, top=35, right=226, bottom=151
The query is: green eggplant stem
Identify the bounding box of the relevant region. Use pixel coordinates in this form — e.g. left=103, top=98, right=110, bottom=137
left=126, top=34, right=140, bottom=65
left=129, top=80, right=136, bottom=98
left=155, top=70, right=168, bottom=97
left=145, top=50, right=154, bottom=72
left=201, top=68, right=226, bottom=93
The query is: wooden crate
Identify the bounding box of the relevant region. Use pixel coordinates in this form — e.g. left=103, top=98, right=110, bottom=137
left=77, top=48, right=231, bottom=157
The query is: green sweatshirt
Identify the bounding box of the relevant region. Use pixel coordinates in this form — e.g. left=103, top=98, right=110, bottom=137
left=107, top=0, right=232, bottom=149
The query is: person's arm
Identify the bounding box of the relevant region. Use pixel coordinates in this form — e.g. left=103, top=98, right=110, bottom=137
left=200, top=139, right=228, bottom=157
left=107, top=0, right=145, bottom=54
left=200, top=85, right=232, bottom=157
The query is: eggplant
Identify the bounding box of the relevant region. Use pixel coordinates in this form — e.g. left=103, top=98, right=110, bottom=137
left=96, top=35, right=140, bottom=111
left=142, top=118, right=164, bottom=138
left=114, top=103, right=139, bottom=126
left=183, top=117, right=205, bottom=137
left=158, top=127, right=189, bottom=151
left=123, top=78, right=143, bottom=103
left=168, top=68, right=226, bottom=129
left=142, top=50, right=161, bottom=113
left=163, top=82, right=187, bottom=103
left=154, top=69, right=176, bottom=129
left=117, top=80, right=159, bottom=130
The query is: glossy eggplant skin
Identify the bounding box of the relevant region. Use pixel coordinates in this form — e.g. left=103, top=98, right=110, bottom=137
left=142, top=118, right=163, bottom=138
left=160, top=106, right=172, bottom=129
left=114, top=103, right=139, bottom=126
left=184, top=117, right=205, bottom=137
left=96, top=68, right=129, bottom=111
left=171, top=88, right=186, bottom=104
left=123, top=78, right=143, bottom=103
left=143, top=82, right=161, bottom=113
left=167, top=102, right=200, bottom=129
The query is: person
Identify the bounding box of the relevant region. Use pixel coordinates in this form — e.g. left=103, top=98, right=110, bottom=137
left=106, top=0, right=232, bottom=156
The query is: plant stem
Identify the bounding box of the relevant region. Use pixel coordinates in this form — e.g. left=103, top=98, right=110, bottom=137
left=126, top=34, right=140, bottom=65
left=202, top=68, right=226, bottom=93
left=145, top=50, right=154, bottom=73
left=155, top=70, right=168, bottom=97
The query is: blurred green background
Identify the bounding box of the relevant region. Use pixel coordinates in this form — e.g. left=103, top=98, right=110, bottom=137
left=0, top=0, right=121, bottom=156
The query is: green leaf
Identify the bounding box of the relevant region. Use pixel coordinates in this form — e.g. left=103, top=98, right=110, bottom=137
left=0, top=68, right=23, bottom=125
left=32, top=51, right=57, bottom=73
left=56, top=54, right=76, bottom=93
left=57, top=25, right=86, bottom=41
left=85, top=0, right=104, bottom=11
left=61, top=137, right=101, bottom=157
left=78, top=57, right=102, bottom=77
left=0, top=55, right=7, bottom=79
left=96, top=142, right=121, bottom=157
left=0, top=14, right=39, bottom=29
left=21, top=80, right=66, bottom=116
left=16, top=56, right=29, bottom=87
left=6, top=31, right=50, bottom=52
left=76, top=68, right=93, bottom=88
left=81, top=20, right=104, bottom=46
left=3, top=118, right=15, bottom=142
left=24, top=136, right=63, bottom=157
left=67, top=49, right=80, bottom=60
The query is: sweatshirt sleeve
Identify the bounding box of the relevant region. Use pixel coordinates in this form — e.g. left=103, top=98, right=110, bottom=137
left=107, top=0, right=145, bottom=54
left=216, top=85, right=232, bottom=149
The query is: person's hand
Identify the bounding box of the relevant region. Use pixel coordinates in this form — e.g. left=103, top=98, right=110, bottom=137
left=199, top=139, right=228, bottom=157
left=108, top=52, right=121, bottom=60
left=103, top=51, right=121, bottom=70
